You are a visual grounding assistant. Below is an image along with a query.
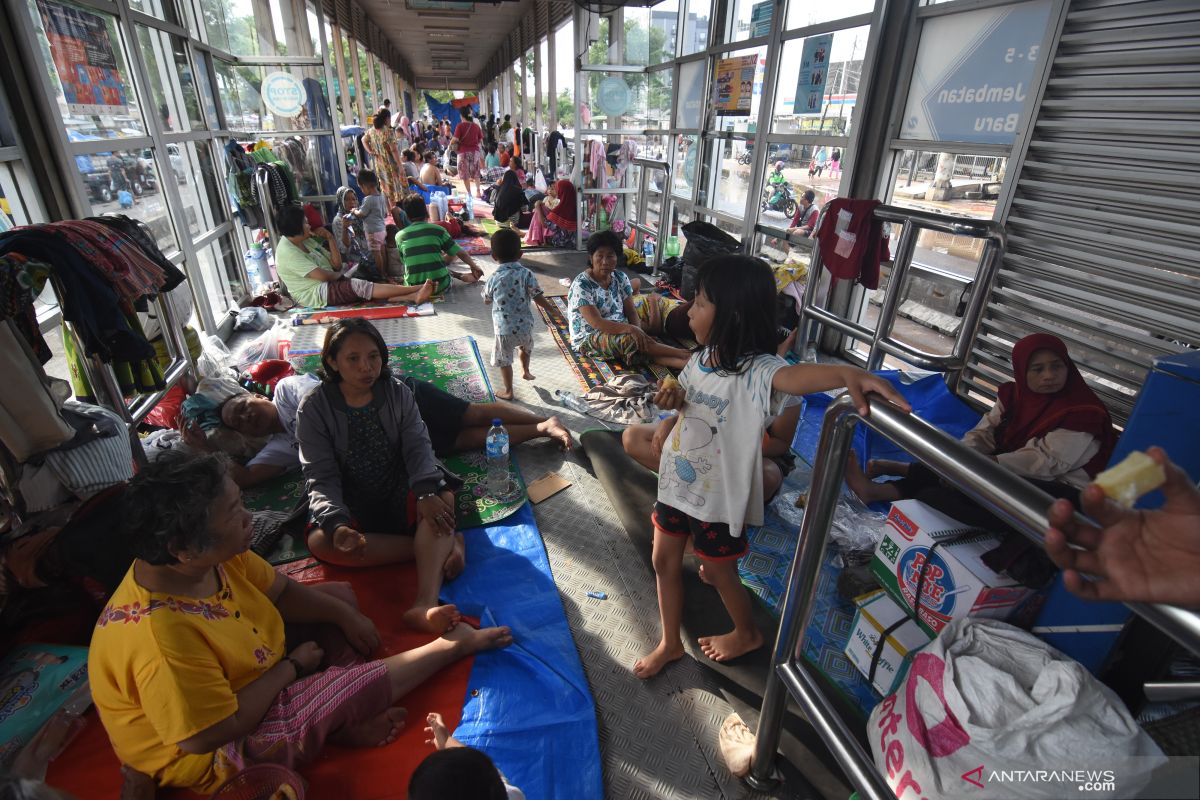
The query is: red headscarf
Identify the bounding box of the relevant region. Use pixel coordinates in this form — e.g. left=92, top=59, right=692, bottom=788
left=994, top=333, right=1117, bottom=476
left=547, top=180, right=577, bottom=232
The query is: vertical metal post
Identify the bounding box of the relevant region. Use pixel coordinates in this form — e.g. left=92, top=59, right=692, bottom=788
left=865, top=218, right=916, bottom=371
left=747, top=395, right=857, bottom=788
left=795, top=239, right=825, bottom=362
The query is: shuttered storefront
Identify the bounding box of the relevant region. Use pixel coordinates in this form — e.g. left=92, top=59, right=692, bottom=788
left=961, top=0, right=1200, bottom=423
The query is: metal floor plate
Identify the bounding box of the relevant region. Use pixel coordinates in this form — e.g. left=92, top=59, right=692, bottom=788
left=268, top=258, right=834, bottom=800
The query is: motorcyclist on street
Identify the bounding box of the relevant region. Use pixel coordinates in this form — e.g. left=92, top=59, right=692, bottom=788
left=766, top=160, right=788, bottom=206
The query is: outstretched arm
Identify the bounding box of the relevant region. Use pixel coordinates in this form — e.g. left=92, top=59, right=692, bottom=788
left=1045, top=447, right=1200, bottom=607
left=771, top=364, right=910, bottom=416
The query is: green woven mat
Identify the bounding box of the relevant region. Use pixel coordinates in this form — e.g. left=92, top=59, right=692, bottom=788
left=243, top=472, right=311, bottom=564
left=292, top=336, right=526, bottom=527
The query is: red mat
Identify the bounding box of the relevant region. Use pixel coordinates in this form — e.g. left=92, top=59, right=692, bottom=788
left=46, top=559, right=475, bottom=800
left=291, top=302, right=436, bottom=326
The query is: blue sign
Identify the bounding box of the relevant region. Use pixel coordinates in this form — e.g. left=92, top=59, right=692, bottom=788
left=901, top=0, right=1051, bottom=145
left=261, top=71, right=306, bottom=118
left=793, top=34, right=834, bottom=115
left=750, top=0, right=773, bottom=39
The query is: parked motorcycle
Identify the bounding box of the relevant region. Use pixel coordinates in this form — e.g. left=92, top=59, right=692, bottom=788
left=737, top=150, right=752, bottom=165
left=761, top=182, right=797, bottom=218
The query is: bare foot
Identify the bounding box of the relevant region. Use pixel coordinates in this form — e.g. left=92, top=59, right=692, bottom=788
left=868, top=459, right=909, bottom=479
left=633, top=641, right=684, bottom=679
left=495, top=388, right=514, bottom=401
left=844, top=453, right=902, bottom=505
left=522, top=370, right=536, bottom=381
left=415, top=279, right=435, bottom=304
left=698, top=628, right=764, bottom=663
left=332, top=707, right=408, bottom=748
left=424, top=712, right=450, bottom=750
left=443, top=622, right=514, bottom=654
left=536, top=415, right=573, bottom=451
left=404, top=603, right=461, bottom=634
left=442, top=532, right=466, bottom=580
left=119, top=765, right=156, bottom=800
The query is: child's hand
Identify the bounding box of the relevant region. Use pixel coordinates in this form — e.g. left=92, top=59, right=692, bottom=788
left=333, top=525, right=367, bottom=556
left=650, top=426, right=669, bottom=458
left=840, top=367, right=911, bottom=416
left=654, top=380, right=684, bottom=410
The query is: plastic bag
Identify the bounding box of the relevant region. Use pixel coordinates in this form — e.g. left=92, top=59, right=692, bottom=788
left=680, top=220, right=741, bottom=267
left=196, top=335, right=238, bottom=380
left=868, top=618, right=1165, bottom=799
left=534, top=168, right=548, bottom=193
left=233, top=306, right=270, bottom=331
left=234, top=322, right=290, bottom=370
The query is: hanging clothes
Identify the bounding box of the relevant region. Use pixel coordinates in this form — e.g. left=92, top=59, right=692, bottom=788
left=813, top=198, right=889, bottom=290
left=0, top=253, right=54, bottom=362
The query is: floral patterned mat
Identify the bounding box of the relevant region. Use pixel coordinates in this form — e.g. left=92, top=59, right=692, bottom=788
left=292, top=336, right=526, bottom=528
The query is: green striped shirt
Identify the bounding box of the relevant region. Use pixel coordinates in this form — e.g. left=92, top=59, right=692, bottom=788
left=397, top=222, right=461, bottom=291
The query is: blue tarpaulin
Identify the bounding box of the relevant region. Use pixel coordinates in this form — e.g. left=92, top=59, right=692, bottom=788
left=423, top=92, right=478, bottom=122
left=441, top=503, right=603, bottom=800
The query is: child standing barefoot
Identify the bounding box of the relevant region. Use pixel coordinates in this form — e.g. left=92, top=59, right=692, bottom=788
left=633, top=255, right=909, bottom=678
left=483, top=228, right=555, bottom=400
left=411, top=712, right=526, bottom=799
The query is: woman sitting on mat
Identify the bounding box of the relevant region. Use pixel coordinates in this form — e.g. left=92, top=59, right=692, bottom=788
left=845, top=332, right=1118, bottom=524
left=273, top=206, right=433, bottom=309
left=89, top=451, right=511, bottom=797
left=526, top=179, right=578, bottom=249
left=566, top=230, right=693, bottom=370
left=296, top=319, right=468, bottom=634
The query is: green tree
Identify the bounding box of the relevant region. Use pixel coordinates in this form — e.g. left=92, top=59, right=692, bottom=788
left=556, top=90, right=573, bottom=127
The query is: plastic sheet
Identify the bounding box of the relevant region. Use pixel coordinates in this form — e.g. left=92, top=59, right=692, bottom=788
left=441, top=503, right=603, bottom=800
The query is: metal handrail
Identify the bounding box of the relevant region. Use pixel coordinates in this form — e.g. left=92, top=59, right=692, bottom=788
left=796, top=203, right=1005, bottom=393
left=747, top=395, right=1200, bottom=794
left=630, top=157, right=673, bottom=277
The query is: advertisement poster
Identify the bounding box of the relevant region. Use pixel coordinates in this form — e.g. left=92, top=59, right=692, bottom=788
left=38, top=0, right=129, bottom=115
left=675, top=60, right=705, bottom=128
left=793, top=33, right=833, bottom=115
left=712, top=54, right=758, bottom=116
left=900, top=0, right=1051, bottom=144
left=750, top=0, right=773, bottom=39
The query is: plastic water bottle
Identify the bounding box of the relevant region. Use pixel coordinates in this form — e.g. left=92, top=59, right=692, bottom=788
left=485, top=418, right=511, bottom=498
left=244, top=243, right=267, bottom=291
left=465, top=192, right=475, bottom=221
left=643, top=237, right=655, bottom=262
left=554, top=388, right=591, bottom=416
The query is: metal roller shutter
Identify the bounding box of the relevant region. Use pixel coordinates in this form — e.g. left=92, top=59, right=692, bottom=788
left=962, top=0, right=1200, bottom=424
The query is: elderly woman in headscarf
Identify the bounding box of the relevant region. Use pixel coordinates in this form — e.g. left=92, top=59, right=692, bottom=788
left=331, top=186, right=384, bottom=282
left=526, top=179, right=578, bottom=248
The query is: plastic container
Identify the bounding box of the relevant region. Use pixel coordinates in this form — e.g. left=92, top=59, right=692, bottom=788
left=485, top=418, right=511, bottom=498
left=643, top=237, right=655, bottom=261
left=465, top=192, right=475, bottom=221
left=554, top=389, right=591, bottom=416
left=244, top=242, right=268, bottom=291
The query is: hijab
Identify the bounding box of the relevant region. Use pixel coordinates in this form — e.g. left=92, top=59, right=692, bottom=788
left=336, top=185, right=354, bottom=211
left=994, top=333, right=1117, bottom=476
left=492, top=170, right=525, bottom=222
left=547, top=180, right=577, bottom=231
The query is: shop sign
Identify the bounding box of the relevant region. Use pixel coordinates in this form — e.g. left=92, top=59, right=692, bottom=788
left=38, top=0, right=129, bottom=115
left=712, top=54, right=758, bottom=116
left=793, top=34, right=833, bottom=115
left=675, top=60, right=705, bottom=129
left=261, top=71, right=307, bottom=118
left=900, top=0, right=1051, bottom=145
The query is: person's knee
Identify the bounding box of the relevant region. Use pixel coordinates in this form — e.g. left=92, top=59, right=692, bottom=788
left=763, top=459, right=783, bottom=500
left=307, top=529, right=338, bottom=560
left=651, top=541, right=682, bottom=576
left=698, top=557, right=737, bottom=584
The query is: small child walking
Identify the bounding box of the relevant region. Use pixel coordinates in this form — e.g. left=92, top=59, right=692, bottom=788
left=351, top=169, right=389, bottom=267
left=633, top=255, right=909, bottom=679
left=483, top=228, right=554, bottom=400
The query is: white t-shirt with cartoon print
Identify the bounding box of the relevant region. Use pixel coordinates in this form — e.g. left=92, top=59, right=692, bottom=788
left=656, top=350, right=791, bottom=535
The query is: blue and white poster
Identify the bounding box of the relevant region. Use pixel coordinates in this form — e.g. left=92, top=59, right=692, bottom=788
left=750, top=0, right=773, bottom=39
left=793, top=33, right=834, bottom=115
left=901, top=0, right=1051, bottom=145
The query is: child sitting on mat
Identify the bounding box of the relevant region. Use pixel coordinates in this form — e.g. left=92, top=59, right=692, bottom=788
left=296, top=318, right=468, bottom=634
left=396, top=194, right=483, bottom=294
left=482, top=229, right=555, bottom=400
left=410, top=712, right=525, bottom=799
left=633, top=255, right=908, bottom=678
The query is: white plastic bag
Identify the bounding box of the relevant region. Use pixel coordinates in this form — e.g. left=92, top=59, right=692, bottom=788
left=868, top=618, right=1164, bottom=799
left=534, top=168, right=548, bottom=193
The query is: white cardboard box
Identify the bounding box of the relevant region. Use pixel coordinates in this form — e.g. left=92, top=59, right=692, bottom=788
left=870, top=499, right=1033, bottom=637
left=845, top=590, right=932, bottom=696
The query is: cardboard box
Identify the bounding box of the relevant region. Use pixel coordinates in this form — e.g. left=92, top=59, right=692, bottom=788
left=845, top=590, right=933, bottom=696
left=871, top=500, right=1033, bottom=637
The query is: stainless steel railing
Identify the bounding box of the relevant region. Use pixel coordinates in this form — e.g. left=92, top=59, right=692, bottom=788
left=796, top=204, right=1004, bottom=394
left=630, top=157, right=673, bottom=278
left=746, top=394, right=1200, bottom=794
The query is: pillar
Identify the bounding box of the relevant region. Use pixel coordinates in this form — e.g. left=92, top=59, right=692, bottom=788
left=332, top=23, right=352, bottom=124
left=348, top=37, right=366, bottom=123
left=547, top=26, right=557, bottom=129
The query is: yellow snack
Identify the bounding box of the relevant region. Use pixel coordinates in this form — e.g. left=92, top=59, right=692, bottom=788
left=794, top=492, right=808, bottom=509
left=1093, top=451, right=1166, bottom=508
left=660, top=375, right=680, bottom=391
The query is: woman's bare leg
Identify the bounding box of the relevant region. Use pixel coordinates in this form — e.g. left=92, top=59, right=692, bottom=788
left=643, top=339, right=692, bottom=370
left=621, top=423, right=659, bottom=471
left=453, top=403, right=572, bottom=451
left=868, top=459, right=911, bottom=479
left=402, top=517, right=460, bottom=634
left=307, top=529, right=416, bottom=567
left=844, top=453, right=903, bottom=505
left=372, top=279, right=434, bottom=305
left=382, top=623, right=513, bottom=702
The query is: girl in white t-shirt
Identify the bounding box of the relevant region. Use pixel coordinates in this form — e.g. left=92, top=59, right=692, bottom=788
left=633, top=256, right=908, bottom=678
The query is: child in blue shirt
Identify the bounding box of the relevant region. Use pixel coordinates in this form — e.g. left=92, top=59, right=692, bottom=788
left=483, top=228, right=554, bottom=400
